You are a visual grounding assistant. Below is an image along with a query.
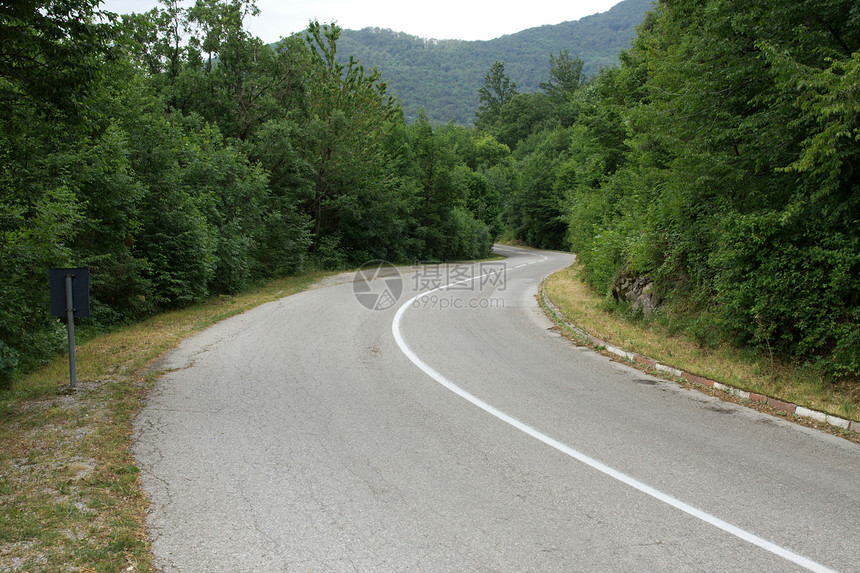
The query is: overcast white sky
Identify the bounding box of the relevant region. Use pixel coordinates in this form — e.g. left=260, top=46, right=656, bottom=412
left=98, top=0, right=625, bottom=42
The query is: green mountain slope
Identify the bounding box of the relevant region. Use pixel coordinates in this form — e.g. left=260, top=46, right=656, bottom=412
left=337, top=0, right=652, bottom=125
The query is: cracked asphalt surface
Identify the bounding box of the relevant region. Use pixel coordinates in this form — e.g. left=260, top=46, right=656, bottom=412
left=133, top=246, right=860, bottom=572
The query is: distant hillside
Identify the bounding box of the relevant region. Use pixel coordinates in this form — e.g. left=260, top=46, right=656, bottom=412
left=336, top=0, right=653, bottom=125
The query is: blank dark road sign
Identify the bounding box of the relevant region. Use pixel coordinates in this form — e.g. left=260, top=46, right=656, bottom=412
left=49, top=268, right=90, bottom=318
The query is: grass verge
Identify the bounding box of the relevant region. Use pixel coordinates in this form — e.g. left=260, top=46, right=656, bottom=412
left=0, top=270, right=333, bottom=572
left=543, top=263, right=859, bottom=434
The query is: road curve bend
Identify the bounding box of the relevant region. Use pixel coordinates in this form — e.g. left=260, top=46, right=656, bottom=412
left=134, top=245, right=860, bottom=572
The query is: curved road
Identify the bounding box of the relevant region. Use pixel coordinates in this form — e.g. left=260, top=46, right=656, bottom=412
left=134, top=245, right=860, bottom=572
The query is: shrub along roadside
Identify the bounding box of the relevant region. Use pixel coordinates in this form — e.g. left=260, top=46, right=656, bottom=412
left=543, top=263, right=859, bottom=432
left=0, top=270, right=332, bottom=571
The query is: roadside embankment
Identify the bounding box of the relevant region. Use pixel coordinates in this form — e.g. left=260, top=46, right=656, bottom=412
left=540, top=263, right=859, bottom=441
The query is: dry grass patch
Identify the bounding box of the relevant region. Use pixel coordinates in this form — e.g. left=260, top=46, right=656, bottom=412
left=544, top=263, right=859, bottom=423
left=0, top=271, right=332, bottom=572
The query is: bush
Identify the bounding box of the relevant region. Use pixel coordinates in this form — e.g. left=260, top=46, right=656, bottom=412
left=445, top=207, right=493, bottom=261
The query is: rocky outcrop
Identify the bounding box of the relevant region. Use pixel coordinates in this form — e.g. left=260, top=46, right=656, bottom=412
left=611, top=269, right=661, bottom=316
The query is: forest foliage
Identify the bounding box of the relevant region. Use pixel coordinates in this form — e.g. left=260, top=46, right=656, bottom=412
left=2, top=0, right=858, bottom=386
left=485, top=0, right=859, bottom=379
left=0, top=0, right=505, bottom=384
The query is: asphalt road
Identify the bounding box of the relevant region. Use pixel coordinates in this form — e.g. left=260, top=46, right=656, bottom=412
left=133, top=245, right=860, bottom=572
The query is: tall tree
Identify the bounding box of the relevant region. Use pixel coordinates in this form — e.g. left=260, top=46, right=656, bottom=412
left=540, top=50, right=586, bottom=101
left=475, top=60, right=517, bottom=131
left=301, top=21, right=398, bottom=257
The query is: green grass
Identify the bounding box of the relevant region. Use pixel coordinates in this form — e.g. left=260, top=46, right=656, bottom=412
left=0, top=270, right=334, bottom=572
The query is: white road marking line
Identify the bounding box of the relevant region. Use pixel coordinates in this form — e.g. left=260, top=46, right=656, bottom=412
left=391, top=253, right=837, bottom=573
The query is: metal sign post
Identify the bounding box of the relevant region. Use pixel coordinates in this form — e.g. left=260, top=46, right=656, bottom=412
left=49, top=268, right=90, bottom=389
left=64, top=273, right=77, bottom=388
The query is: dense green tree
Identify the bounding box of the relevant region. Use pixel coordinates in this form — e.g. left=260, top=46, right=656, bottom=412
left=127, top=0, right=187, bottom=83
left=540, top=51, right=586, bottom=103
left=506, top=127, right=573, bottom=250
left=632, top=0, right=860, bottom=372
left=541, top=0, right=859, bottom=376
left=68, top=122, right=154, bottom=322
left=0, top=119, right=81, bottom=379
left=300, top=21, right=399, bottom=261
left=408, top=111, right=463, bottom=258
left=0, top=0, right=117, bottom=119
left=452, top=166, right=501, bottom=239
left=0, top=0, right=120, bottom=380
left=242, top=118, right=313, bottom=276
left=493, top=92, right=554, bottom=150
left=475, top=61, right=517, bottom=133
left=404, top=111, right=493, bottom=260
left=478, top=0, right=859, bottom=379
